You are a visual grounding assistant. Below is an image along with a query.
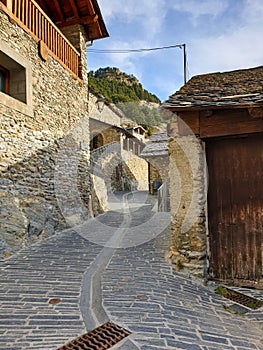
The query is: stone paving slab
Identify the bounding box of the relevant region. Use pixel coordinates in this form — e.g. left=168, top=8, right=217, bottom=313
left=0, top=191, right=262, bottom=350
left=101, top=228, right=263, bottom=350
left=0, top=230, right=102, bottom=350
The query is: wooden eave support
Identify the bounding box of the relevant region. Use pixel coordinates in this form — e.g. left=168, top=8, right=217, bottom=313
left=200, top=109, right=213, bottom=118
left=86, top=0, right=96, bottom=16
left=248, top=106, right=263, bottom=119
left=53, top=0, right=65, bottom=22
left=68, top=0, right=80, bottom=19
left=57, top=14, right=98, bottom=28
left=57, top=15, right=98, bottom=28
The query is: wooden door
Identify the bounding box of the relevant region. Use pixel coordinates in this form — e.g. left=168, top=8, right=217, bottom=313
left=206, top=133, right=263, bottom=283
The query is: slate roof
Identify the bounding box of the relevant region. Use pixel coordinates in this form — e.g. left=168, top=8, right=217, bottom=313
left=140, top=133, right=168, bottom=158
left=127, top=126, right=147, bottom=133
left=162, top=66, right=263, bottom=111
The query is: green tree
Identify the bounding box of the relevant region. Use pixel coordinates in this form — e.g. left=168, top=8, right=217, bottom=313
left=88, top=67, right=163, bottom=127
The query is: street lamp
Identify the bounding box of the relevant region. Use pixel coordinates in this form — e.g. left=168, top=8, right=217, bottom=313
left=96, top=96, right=105, bottom=113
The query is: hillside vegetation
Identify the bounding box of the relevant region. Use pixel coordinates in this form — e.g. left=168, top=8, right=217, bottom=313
left=88, top=67, right=163, bottom=131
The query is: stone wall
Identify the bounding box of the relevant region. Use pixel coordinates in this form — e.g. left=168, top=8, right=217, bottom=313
left=60, top=24, right=88, bottom=82
left=88, top=94, right=148, bottom=211
left=122, top=150, right=149, bottom=191
left=122, top=150, right=148, bottom=191
left=90, top=143, right=149, bottom=213
left=90, top=119, right=121, bottom=150
left=0, top=9, right=90, bottom=257
left=89, top=92, right=123, bottom=153
left=168, top=132, right=207, bottom=277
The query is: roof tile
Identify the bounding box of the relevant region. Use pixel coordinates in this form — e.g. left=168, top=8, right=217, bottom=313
left=162, top=66, right=263, bottom=110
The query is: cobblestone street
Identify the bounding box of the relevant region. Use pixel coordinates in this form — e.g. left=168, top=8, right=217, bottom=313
left=0, top=192, right=262, bottom=350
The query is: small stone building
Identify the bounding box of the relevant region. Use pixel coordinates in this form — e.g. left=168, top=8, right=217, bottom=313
left=126, top=126, right=146, bottom=142
left=140, top=132, right=169, bottom=194
left=0, top=0, right=108, bottom=256
left=163, top=66, right=263, bottom=286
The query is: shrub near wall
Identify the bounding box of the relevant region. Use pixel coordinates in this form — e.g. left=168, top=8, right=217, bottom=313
left=0, top=9, right=89, bottom=257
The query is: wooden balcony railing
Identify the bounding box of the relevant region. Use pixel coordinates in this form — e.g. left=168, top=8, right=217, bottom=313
left=1, top=0, right=80, bottom=77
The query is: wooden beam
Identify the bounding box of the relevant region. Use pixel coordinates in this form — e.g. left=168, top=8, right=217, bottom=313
left=200, top=109, right=263, bottom=138
left=248, top=107, right=263, bottom=119
left=82, top=14, right=98, bottom=24
left=86, top=0, right=96, bottom=15
left=57, top=14, right=98, bottom=28
left=200, top=109, right=213, bottom=118
left=68, top=0, right=80, bottom=19
left=53, top=0, right=65, bottom=22
left=178, top=110, right=200, bottom=135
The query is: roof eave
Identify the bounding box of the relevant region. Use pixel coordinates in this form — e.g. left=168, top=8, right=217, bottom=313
left=162, top=102, right=263, bottom=112
left=88, top=0, right=109, bottom=40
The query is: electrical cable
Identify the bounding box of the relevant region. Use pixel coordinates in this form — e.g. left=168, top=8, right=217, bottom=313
left=87, top=44, right=185, bottom=53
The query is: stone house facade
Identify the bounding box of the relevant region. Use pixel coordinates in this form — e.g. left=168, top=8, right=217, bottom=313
left=163, top=66, right=263, bottom=286
left=88, top=91, right=148, bottom=213
left=0, top=0, right=108, bottom=257
left=140, top=132, right=169, bottom=194
left=126, top=126, right=146, bottom=142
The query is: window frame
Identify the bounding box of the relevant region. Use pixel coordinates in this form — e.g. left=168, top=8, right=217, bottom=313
left=0, top=41, right=33, bottom=117
left=0, top=65, right=9, bottom=94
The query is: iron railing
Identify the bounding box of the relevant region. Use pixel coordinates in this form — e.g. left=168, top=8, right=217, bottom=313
left=90, top=142, right=120, bottom=162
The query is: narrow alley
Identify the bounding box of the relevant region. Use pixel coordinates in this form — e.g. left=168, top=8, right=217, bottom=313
left=0, top=191, right=262, bottom=350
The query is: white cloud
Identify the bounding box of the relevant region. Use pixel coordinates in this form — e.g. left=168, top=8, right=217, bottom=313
left=94, top=39, right=153, bottom=81
left=188, top=0, right=263, bottom=76
left=97, top=0, right=167, bottom=38
left=92, top=0, right=263, bottom=100
left=98, top=0, right=164, bottom=20
left=172, top=0, right=228, bottom=20
left=241, top=0, right=263, bottom=22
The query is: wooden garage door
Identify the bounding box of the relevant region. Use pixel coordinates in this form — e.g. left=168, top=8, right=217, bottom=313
left=206, top=133, right=263, bottom=283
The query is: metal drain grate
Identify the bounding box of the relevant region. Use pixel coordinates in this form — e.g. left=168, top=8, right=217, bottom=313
left=57, top=322, right=131, bottom=350
left=216, top=286, right=263, bottom=310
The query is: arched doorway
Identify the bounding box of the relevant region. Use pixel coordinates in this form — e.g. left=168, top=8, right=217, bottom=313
left=90, top=133, right=103, bottom=151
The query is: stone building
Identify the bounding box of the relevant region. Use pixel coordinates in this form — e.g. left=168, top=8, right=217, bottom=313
left=88, top=90, right=149, bottom=213
left=0, top=0, right=108, bottom=257
left=162, top=66, right=263, bottom=286
left=89, top=89, right=123, bottom=150
left=140, top=132, right=169, bottom=194
left=126, top=126, right=146, bottom=142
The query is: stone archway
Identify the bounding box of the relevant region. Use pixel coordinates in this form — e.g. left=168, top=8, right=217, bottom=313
left=90, top=133, right=104, bottom=151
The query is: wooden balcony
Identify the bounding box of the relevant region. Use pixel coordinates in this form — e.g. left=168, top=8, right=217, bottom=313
left=1, top=0, right=80, bottom=77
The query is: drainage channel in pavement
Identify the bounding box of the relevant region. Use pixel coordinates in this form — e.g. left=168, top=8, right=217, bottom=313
left=215, top=285, right=263, bottom=312
left=57, top=322, right=131, bottom=350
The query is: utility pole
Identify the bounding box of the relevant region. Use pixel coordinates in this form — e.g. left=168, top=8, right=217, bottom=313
left=178, top=44, right=187, bottom=85
left=88, top=43, right=188, bottom=85
left=182, top=44, right=187, bottom=85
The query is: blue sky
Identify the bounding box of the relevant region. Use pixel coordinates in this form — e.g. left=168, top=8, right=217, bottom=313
left=88, top=0, right=263, bottom=102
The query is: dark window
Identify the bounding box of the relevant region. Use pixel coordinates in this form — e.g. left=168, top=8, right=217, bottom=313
left=0, top=66, right=9, bottom=94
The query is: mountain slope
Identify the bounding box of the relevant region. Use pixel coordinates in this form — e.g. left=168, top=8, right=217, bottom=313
left=88, top=67, right=161, bottom=104
left=88, top=67, right=162, bottom=131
